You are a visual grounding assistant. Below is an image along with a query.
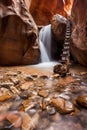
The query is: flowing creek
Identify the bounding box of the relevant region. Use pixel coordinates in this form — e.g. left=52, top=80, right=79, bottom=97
left=0, top=64, right=87, bottom=130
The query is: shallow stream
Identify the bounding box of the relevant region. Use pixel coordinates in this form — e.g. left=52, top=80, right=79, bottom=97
left=0, top=63, right=87, bottom=130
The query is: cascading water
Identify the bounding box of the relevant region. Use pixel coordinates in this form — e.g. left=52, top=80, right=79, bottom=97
left=39, top=40, right=50, bottom=62
left=38, top=15, right=67, bottom=68
left=39, top=24, right=52, bottom=62
left=29, top=24, right=57, bottom=69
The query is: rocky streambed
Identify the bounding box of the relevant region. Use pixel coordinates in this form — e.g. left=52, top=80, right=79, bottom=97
left=0, top=64, right=87, bottom=130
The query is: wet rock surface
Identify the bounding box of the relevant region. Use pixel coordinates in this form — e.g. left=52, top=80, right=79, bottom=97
left=0, top=66, right=87, bottom=130
left=77, top=95, right=87, bottom=108
left=29, top=0, right=71, bottom=25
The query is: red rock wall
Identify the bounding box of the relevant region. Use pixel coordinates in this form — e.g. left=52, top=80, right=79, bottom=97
left=29, top=0, right=68, bottom=25
left=24, top=0, right=31, bottom=10
left=0, top=0, right=40, bottom=66
left=71, top=0, right=87, bottom=66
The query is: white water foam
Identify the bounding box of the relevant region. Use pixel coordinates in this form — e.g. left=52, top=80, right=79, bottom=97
left=39, top=40, right=50, bottom=62
left=29, top=61, right=58, bottom=68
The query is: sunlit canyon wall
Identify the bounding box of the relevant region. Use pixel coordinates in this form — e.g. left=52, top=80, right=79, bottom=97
left=29, top=0, right=73, bottom=25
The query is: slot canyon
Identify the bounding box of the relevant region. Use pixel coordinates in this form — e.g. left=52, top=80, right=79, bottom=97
left=0, top=0, right=87, bottom=130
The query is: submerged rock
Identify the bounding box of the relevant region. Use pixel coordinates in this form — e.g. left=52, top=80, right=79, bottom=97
left=0, top=82, right=14, bottom=87
left=0, top=93, right=13, bottom=102
left=51, top=98, right=75, bottom=114
left=20, top=82, right=33, bottom=90
left=38, top=90, right=49, bottom=98
left=22, top=113, right=39, bottom=130
left=10, top=77, right=20, bottom=85
left=46, top=106, right=56, bottom=115
left=77, top=95, right=87, bottom=108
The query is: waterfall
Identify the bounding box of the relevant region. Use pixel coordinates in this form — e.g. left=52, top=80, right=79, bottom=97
left=29, top=24, right=58, bottom=68
left=39, top=24, right=52, bottom=62
left=39, top=40, right=50, bottom=62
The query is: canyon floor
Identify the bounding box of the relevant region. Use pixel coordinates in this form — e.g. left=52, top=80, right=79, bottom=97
left=0, top=63, right=87, bottom=130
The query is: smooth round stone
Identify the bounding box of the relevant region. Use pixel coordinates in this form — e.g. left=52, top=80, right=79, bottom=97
left=24, top=75, right=34, bottom=81
left=81, top=82, right=87, bottom=86
left=58, top=93, right=70, bottom=100
left=51, top=98, right=75, bottom=114
left=47, top=106, right=56, bottom=115
left=39, top=75, right=49, bottom=79
left=31, top=74, right=38, bottom=78
left=20, top=91, right=29, bottom=99
left=77, top=95, right=87, bottom=108
left=28, top=108, right=36, bottom=116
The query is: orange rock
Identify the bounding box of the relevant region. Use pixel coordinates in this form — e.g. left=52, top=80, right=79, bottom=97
left=77, top=95, right=87, bottom=108
left=20, top=82, right=33, bottom=90
left=38, top=90, right=48, bottom=97
left=0, top=93, right=13, bottom=102
left=6, top=112, right=22, bottom=128
left=29, top=0, right=67, bottom=25
left=51, top=98, right=74, bottom=114
left=57, top=76, right=75, bottom=86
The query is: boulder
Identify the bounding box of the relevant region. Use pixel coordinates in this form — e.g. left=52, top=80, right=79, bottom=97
left=0, top=0, right=40, bottom=66
left=51, top=14, right=67, bottom=60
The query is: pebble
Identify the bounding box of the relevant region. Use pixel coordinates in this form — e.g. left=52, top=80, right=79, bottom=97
left=39, top=75, right=49, bottom=79
left=47, top=106, right=56, bottom=115
left=51, top=98, right=75, bottom=114
left=28, top=108, right=36, bottom=116
left=38, top=90, right=49, bottom=97
left=22, top=113, right=32, bottom=130
left=5, top=72, right=18, bottom=76
left=23, top=74, right=34, bottom=81
left=77, top=95, right=87, bottom=108
left=20, top=82, right=33, bottom=90
left=20, top=91, right=29, bottom=99
left=58, top=93, right=70, bottom=100
left=31, top=74, right=38, bottom=78
left=0, top=93, right=13, bottom=102
left=10, top=77, right=20, bottom=85
left=10, top=86, right=20, bottom=95
left=0, top=82, right=14, bottom=87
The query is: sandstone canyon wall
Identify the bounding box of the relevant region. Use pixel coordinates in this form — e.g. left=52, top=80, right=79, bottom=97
left=71, top=0, right=87, bottom=66
left=24, top=0, right=31, bottom=10
left=29, top=0, right=68, bottom=25
left=0, top=0, right=40, bottom=65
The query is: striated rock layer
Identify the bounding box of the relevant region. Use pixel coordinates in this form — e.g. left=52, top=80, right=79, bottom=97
left=0, top=0, right=40, bottom=66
